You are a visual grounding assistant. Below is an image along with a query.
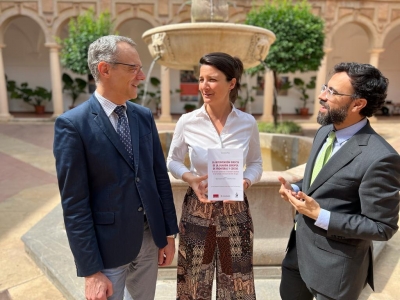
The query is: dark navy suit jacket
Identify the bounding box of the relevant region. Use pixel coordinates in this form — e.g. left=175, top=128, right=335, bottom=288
left=54, top=95, right=178, bottom=277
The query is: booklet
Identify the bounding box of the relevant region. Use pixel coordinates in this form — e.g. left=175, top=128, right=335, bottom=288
left=207, top=148, right=244, bottom=201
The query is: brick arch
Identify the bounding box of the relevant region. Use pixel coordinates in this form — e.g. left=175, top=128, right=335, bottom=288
left=114, top=10, right=159, bottom=30
left=228, top=12, right=247, bottom=24
left=326, top=14, right=380, bottom=49
left=51, top=7, right=91, bottom=40
left=381, top=18, right=400, bottom=46
left=0, top=7, right=49, bottom=44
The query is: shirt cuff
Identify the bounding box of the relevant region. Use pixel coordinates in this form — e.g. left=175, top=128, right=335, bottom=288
left=314, top=209, right=330, bottom=230
left=290, top=184, right=300, bottom=193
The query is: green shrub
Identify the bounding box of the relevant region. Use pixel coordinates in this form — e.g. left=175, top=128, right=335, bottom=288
left=258, top=121, right=302, bottom=134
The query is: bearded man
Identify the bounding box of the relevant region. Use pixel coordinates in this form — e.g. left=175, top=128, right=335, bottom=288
left=278, top=62, right=400, bottom=300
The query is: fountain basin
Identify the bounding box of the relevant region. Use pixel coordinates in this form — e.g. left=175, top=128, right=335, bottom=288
left=158, top=131, right=312, bottom=270
left=142, top=23, right=276, bottom=70
left=159, top=132, right=311, bottom=171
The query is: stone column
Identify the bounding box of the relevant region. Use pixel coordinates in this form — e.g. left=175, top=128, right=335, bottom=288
left=311, top=47, right=332, bottom=121
left=368, top=48, right=384, bottom=123
left=259, top=69, right=274, bottom=122
left=0, top=44, right=13, bottom=121
left=158, top=65, right=172, bottom=122
left=369, top=48, right=384, bottom=68
left=45, top=43, right=64, bottom=118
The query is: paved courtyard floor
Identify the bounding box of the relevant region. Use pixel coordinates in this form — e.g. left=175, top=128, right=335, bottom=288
left=0, top=114, right=399, bottom=299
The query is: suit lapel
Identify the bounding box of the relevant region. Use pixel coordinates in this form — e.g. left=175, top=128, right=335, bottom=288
left=303, top=125, right=332, bottom=191
left=306, top=122, right=372, bottom=194
left=126, top=102, right=139, bottom=174
left=90, top=96, right=135, bottom=170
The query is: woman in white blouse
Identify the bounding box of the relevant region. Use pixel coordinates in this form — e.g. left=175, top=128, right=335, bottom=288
left=167, top=52, right=263, bottom=300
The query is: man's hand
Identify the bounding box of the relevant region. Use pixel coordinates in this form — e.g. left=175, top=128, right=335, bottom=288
left=85, top=271, right=113, bottom=300
left=158, top=237, right=176, bottom=266
left=284, top=190, right=321, bottom=220
left=278, top=176, right=296, bottom=202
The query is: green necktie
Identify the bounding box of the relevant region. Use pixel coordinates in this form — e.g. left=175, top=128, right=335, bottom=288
left=311, top=131, right=336, bottom=184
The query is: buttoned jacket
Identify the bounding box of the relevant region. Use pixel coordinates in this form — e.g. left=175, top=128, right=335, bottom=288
left=291, top=121, right=400, bottom=299
left=54, top=95, right=178, bottom=277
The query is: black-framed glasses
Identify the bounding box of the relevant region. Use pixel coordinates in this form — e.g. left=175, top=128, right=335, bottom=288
left=321, top=84, right=353, bottom=100
left=106, top=61, right=143, bottom=73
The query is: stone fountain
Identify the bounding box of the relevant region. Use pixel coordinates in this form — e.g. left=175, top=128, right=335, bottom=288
left=142, top=0, right=276, bottom=71
left=141, top=0, right=299, bottom=278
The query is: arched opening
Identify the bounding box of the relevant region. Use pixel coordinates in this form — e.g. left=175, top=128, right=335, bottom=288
left=4, top=16, right=50, bottom=114
left=381, top=25, right=400, bottom=104
left=328, top=23, right=370, bottom=72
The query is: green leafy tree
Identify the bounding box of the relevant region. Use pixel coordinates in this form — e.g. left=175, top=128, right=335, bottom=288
left=245, top=0, right=325, bottom=124
left=58, top=9, right=114, bottom=75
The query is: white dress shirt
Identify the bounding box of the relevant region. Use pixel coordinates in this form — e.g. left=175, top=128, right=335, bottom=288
left=95, top=91, right=128, bottom=131
left=167, top=104, right=263, bottom=185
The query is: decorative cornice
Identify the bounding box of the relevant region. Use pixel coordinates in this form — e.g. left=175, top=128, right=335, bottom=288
left=0, top=0, right=399, bottom=44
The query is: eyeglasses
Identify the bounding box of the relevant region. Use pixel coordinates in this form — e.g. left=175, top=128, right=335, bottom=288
left=106, top=61, right=143, bottom=73
left=321, top=84, right=353, bottom=100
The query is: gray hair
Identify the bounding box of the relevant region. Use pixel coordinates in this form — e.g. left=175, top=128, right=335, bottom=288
left=88, top=35, right=137, bottom=82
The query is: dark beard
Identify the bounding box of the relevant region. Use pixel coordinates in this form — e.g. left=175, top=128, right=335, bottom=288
left=317, top=101, right=351, bottom=126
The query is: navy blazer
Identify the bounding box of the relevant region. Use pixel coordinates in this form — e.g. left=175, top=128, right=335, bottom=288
left=291, top=121, right=400, bottom=299
left=54, top=95, right=178, bottom=277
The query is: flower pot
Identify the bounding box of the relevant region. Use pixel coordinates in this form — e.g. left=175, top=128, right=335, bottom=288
left=34, top=105, right=45, bottom=114
left=299, top=107, right=309, bottom=116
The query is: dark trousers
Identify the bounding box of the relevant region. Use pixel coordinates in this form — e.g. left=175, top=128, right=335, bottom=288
left=280, top=232, right=334, bottom=300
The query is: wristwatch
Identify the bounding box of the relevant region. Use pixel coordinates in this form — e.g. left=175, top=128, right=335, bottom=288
left=167, top=234, right=177, bottom=238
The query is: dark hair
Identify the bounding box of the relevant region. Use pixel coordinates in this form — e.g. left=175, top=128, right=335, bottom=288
left=333, top=62, right=388, bottom=117
left=199, top=52, right=244, bottom=103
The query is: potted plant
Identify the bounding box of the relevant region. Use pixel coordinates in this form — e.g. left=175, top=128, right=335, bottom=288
left=183, top=103, right=197, bottom=113
left=293, top=76, right=316, bottom=115
left=237, top=83, right=255, bottom=112
left=62, top=73, right=87, bottom=109
left=135, top=76, right=180, bottom=116
left=134, top=77, right=162, bottom=115
left=9, top=81, right=52, bottom=114
left=145, top=77, right=162, bottom=115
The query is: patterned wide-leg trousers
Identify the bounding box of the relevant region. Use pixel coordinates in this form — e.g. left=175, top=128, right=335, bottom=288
left=176, top=188, right=256, bottom=300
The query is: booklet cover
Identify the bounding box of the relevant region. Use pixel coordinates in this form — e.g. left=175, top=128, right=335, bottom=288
left=207, top=148, right=244, bottom=201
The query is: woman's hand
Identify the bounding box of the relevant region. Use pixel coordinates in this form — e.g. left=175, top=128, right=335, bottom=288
left=182, top=172, right=212, bottom=203
left=222, top=179, right=251, bottom=204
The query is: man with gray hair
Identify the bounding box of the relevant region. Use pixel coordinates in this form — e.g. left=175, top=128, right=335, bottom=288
left=54, top=35, right=179, bottom=300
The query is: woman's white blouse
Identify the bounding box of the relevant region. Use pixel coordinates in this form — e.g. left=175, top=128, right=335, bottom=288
left=167, top=105, right=263, bottom=185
